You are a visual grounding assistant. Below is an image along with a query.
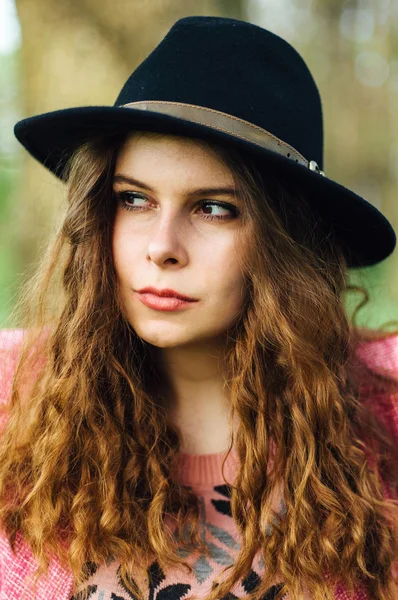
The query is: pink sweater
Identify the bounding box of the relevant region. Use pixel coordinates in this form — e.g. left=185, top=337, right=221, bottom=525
left=0, top=328, right=397, bottom=600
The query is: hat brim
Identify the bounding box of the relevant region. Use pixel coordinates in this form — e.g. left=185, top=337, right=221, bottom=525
left=14, top=105, right=396, bottom=268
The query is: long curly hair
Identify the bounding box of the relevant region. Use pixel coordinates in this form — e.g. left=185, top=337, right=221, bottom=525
left=0, top=131, right=397, bottom=600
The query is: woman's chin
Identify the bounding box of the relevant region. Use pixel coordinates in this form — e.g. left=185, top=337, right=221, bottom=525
left=132, top=327, right=196, bottom=349
left=132, top=323, right=224, bottom=349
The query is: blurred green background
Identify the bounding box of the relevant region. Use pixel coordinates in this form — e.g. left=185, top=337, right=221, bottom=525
left=0, top=0, right=397, bottom=330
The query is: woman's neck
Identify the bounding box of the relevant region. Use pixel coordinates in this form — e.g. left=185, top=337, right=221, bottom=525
left=152, top=338, right=235, bottom=454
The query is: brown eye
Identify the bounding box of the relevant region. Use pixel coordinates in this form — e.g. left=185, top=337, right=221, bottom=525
left=114, top=191, right=148, bottom=211
left=196, top=200, right=238, bottom=221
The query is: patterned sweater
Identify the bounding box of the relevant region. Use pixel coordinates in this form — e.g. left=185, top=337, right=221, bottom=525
left=0, top=328, right=397, bottom=600
left=70, top=448, right=287, bottom=600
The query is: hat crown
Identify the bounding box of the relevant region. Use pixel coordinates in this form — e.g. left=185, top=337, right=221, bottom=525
left=115, top=16, right=324, bottom=168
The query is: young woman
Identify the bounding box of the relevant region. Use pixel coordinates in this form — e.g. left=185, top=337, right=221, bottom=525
left=0, top=15, right=397, bottom=600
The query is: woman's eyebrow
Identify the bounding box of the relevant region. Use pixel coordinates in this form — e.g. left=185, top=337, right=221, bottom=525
left=113, top=174, right=238, bottom=197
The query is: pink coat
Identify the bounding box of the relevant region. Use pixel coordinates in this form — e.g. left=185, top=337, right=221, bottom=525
left=0, top=328, right=397, bottom=600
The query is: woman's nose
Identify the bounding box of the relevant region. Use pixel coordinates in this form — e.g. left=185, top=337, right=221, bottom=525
left=146, top=209, right=189, bottom=267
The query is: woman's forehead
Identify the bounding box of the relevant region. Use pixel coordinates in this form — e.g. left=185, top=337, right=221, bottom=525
left=115, top=130, right=235, bottom=181
left=119, top=129, right=217, bottom=155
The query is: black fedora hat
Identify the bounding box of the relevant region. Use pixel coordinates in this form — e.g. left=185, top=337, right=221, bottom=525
left=14, top=15, right=396, bottom=269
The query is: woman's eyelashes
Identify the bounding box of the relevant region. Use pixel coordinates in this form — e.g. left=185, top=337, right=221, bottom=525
left=113, top=190, right=239, bottom=222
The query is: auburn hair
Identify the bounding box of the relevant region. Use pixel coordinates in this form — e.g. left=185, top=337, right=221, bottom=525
left=0, top=131, right=397, bottom=600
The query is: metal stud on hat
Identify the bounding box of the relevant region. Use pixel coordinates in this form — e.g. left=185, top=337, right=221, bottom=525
left=13, top=15, right=396, bottom=268
left=309, top=161, right=325, bottom=177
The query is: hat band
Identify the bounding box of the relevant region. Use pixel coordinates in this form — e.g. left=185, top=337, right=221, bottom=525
left=122, top=100, right=325, bottom=176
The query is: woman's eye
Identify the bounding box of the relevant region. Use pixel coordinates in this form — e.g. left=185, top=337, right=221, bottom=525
left=115, top=191, right=147, bottom=209
left=197, top=201, right=238, bottom=220
left=114, top=191, right=238, bottom=221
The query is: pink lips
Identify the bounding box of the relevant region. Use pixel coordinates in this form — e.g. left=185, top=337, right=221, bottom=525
left=137, top=287, right=197, bottom=301
left=136, top=287, right=198, bottom=312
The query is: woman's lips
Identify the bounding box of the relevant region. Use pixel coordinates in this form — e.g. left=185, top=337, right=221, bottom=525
left=137, top=292, right=197, bottom=312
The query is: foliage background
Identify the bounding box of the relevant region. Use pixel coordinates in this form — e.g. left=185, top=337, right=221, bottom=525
left=0, top=0, right=397, bottom=330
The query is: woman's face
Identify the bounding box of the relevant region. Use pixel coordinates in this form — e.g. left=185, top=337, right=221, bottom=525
left=112, top=131, right=250, bottom=349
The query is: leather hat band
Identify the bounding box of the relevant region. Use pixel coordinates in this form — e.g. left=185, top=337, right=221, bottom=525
left=122, top=100, right=326, bottom=177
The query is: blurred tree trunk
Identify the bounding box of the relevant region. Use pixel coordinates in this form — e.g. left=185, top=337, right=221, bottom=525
left=13, top=0, right=246, bottom=274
